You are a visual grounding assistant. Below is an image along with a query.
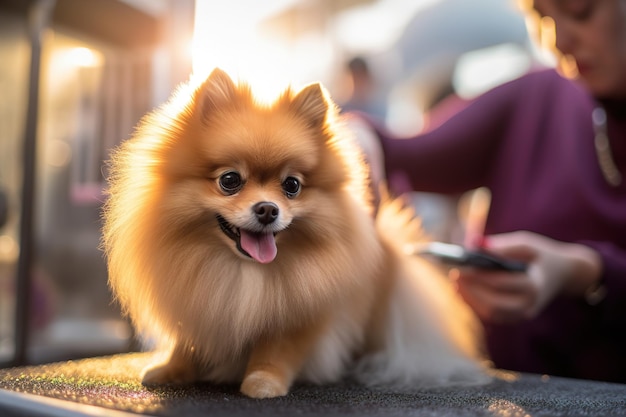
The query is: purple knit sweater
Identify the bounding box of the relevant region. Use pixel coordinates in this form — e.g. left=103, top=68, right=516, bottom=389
left=372, top=69, right=626, bottom=382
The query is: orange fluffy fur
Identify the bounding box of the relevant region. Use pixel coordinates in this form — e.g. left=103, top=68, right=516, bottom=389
left=102, top=69, right=490, bottom=398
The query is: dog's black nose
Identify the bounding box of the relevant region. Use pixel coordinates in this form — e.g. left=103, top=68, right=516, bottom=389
left=253, top=202, right=279, bottom=225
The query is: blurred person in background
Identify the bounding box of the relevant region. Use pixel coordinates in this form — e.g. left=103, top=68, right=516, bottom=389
left=339, top=56, right=388, bottom=119
left=352, top=0, right=626, bottom=382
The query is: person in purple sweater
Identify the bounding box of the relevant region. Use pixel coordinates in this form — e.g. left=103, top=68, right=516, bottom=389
left=354, top=0, right=626, bottom=382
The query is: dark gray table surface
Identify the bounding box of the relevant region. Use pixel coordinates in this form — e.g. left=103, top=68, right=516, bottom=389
left=0, top=352, right=625, bottom=417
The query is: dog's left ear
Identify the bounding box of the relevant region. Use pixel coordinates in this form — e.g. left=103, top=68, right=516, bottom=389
left=290, top=83, right=329, bottom=129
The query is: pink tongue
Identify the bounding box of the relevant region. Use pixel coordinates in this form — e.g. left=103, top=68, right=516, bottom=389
left=240, top=230, right=277, bottom=263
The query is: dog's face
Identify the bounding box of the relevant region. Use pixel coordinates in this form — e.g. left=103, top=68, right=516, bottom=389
left=160, top=69, right=350, bottom=264
left=206, top=136, right=310, bottom=264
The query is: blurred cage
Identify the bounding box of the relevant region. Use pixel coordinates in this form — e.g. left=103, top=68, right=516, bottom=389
left=0, top=0, right=193, bottom=367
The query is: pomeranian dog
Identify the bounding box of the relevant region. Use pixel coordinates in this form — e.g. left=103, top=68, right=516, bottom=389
left=102, top=68, right=490, bottom=398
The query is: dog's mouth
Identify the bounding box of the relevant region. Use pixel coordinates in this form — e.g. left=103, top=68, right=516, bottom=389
left=216, top=214, right=278, bottom=264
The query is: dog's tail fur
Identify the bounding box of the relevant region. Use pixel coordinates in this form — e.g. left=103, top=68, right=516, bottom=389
left=354, top=195, right=492, bottom=388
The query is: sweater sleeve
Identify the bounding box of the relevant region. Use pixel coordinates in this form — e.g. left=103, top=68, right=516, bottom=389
left=371, top=78, right=522, bottom=194
left=579, top=240, right=626, bottom=317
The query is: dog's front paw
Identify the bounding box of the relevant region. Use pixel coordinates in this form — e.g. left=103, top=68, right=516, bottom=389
left=141, top=361, right=196, bottom=385
left=240, top=370, right=289, bottom=398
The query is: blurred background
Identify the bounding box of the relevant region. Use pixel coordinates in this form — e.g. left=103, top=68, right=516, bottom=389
left=0, top=0, right=552, bottom=367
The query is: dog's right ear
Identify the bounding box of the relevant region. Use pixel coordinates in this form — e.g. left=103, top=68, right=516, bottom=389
left=195, top=68, right=237, bottom=122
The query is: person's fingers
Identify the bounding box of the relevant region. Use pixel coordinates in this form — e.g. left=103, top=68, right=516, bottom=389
left=456, top=278, right=534, bottom=323
left=454, top=268, right=537, bottom=323
left=456, top=267, right=529, bottom=293
left=484, top=231, right=541, bottom=262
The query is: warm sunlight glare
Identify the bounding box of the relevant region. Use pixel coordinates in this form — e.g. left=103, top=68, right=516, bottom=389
left=487, top=399, right=531, bottom=417
left=68, top=46, right=101, bottom=68
left=191, top=0, right=321, bottom=103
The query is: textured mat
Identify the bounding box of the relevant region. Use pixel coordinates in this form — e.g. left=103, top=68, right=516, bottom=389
left=1, top=353, right=626, bottom=417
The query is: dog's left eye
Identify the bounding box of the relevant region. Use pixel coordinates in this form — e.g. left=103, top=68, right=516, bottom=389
left=219, top=171, right=243, bottom=195
left=282, top=177, right=301, bottom=198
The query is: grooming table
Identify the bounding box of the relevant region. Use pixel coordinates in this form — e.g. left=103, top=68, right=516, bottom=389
left=0, top=353, right=625, bottom=416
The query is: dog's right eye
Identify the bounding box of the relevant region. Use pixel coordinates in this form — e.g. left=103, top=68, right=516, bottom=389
left=218, top=171, right=243, bottom=195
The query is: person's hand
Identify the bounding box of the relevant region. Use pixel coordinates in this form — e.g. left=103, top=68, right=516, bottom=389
left=453, top=231, right=602, bottom=324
